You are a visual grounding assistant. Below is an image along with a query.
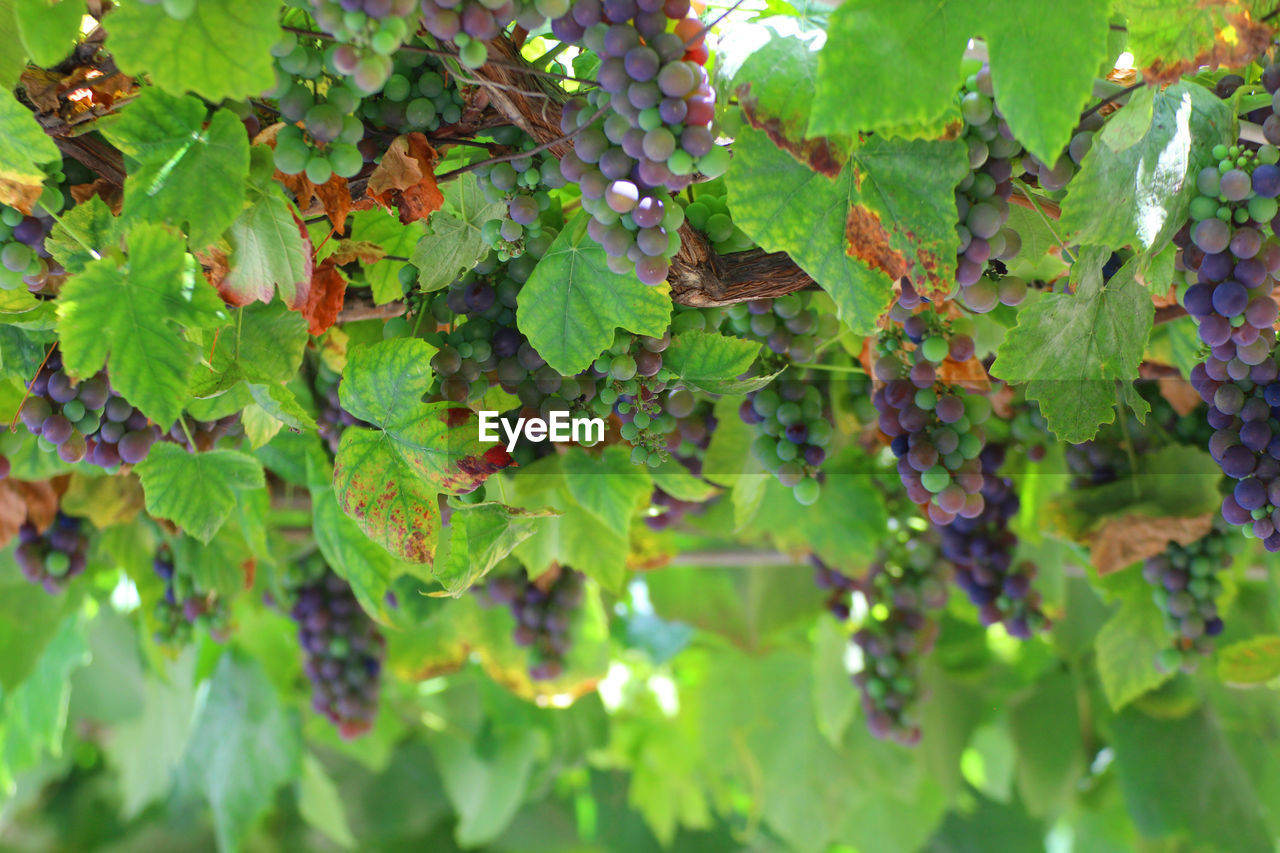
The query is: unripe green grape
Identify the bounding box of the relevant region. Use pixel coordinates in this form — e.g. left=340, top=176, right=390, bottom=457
left=273, top=139, right=311, bottom=175
left=329, top=143, right=364, bottom=178
left=305, top=155, right=334, bottom=185
left=792, top=477, right=820, bottom=506
left=697, top=144, right=731, bottom=178
left=459, top=40, right=488, bottom=69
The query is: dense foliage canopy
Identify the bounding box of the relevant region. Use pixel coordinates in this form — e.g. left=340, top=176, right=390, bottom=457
left=2, top=0, right=1280, bottom=851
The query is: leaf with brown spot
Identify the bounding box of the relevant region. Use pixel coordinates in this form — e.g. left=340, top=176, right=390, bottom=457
left=327, top=240, right=386, bottom=266
left=1089, top=512, right=1213, bottom=575
left=333, top=339, right=515, bottom=563
left=845, top=207, right=908, bottom=282
left=1122, top=0, right=1275, bottom=84
left=366, top=132, right=444, bottom=224
left=300, top=258, right=347, bottom=335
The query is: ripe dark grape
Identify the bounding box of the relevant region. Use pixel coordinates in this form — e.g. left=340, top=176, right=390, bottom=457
left=1143, top=525, right=1231, bottom=672
left=288, top=567, right=386, bottom=738
left=151, top=545, right=231, bottom=645
left=14, top=512, right=89, bottom=595
left=478, top=567, right=584, bottom=679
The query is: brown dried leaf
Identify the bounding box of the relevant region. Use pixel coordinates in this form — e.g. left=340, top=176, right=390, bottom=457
left=1158, top=376, right=1203, bottom=416
left=19, top=68, right=63, bottom=113
left=69, top=178, right=123, bottom=211
left=328, top=240, right=386, bottom=266
left=367, top=132, right=444, bottom=224
left=301, top=258, right=348, bottom=335
left=1090, top=512, right=1213, bottom=575
left=197, top=245, right=231, bottom=295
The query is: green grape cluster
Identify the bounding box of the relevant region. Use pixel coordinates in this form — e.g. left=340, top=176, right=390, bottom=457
left=295, top=0, right=418, bottom=94
left=722, top=293, right=839, bottom=364
left=678, top=178, right=755, bottom=254
left=359, top=42, right=466, bottom=135
left=738, top=369, right=831, bottom=505
left=475, top=126, right=567, bottom=259
left=267, top=31, right=368, bottom=183
left=1143, top=524, right=1232, bottom=673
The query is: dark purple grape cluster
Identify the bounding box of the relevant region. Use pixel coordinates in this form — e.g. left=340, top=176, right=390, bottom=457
left=18, top=351, right=161, bottom=468
left=420, top=0, right=545, bottom=68
left=953, top=65, right=1025, bottom=312
left=556, top=2, right=724, bottom=285
left=1143, top=524, right=1231, bottom=673
left=1260, top=63, right=1280, bottom=145
left=810, top=554, right=858, bottom=620
left=1174, top=142, right=1280, bottom=548
left=14, top=513, right=89, bottom=595
left=289, top=569, right=386, bottom=738
left=316, top=370, right=372, bottom=455
left=876, top=288, right=992, bottom=524
left=151, top=545, right=230, bottom=645
left=165, top=413, right=244, bottom=453
left=480, top=567, right=583, bottom=680
left=940, top=445, right=1048, bottom=638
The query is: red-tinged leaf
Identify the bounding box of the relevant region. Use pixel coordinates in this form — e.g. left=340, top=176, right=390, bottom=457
left=300, top=258, right=347, bottom=335
left=333, top=339, right=515, bottom=563
left=367, top=132, right=445, bottom=224
left=216, top=190, right=314, bottom=309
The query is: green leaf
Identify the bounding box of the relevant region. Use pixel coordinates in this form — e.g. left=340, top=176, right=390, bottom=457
left=335, top=339, right=511, bottom=563
left=650, top=461, right=718, bottom=503
left=1059, top=82, right=1233, bottom=253
left=298, top=754, right=357, bottom=850
left=1008, top=671, right=1085, bottom=816
left=351, top=208, right=423, bottom=304
left=1096, top=596, right=1174, bottom=710
left=0, top=1, right=25, bottom=88
left=13, top=0, right=81, bottom=67
left=810, top=0, right=1110, bottom=163
left=45, top=195, right=122, bottom=274
left=812, top=616, right=855, bottom=747
left=136, top=444, right=266, bottom=543
left=1115, top=0, right=1275, bottom=83
left=427, top=725, right=541, bottom=848
left=411, top=173, right=505, bottom=292
left=182, top=653, right=302, bottom=853
left=311, top=486, right=411, bottom=623
left=1111, top=705, right=1272, bottom=853
left=433, top=502, right=549, bottom=596
left=0, top=613, right=88, bottom=790
left=100, top=88, right=250, bottom=248
left=1217, top=635, right=1280, bottom=685
left=247, top=382, right=316, bottom=431
left=0, top=555, right=82, bottom=690
left=0, top=88, right=59, bottom=200
left=990, top=249, right=1153, bottom=443
left=517, top=211, right=672, bottom=375
left=727, top=127, right=967, bottom=324
left=220, top=186, right=311, bottom=308
left=561, top=445, right=652, bottom=536
left=104, top=0, right=279, bottom=101
left=56, top=223, right=229, bottom=426
left=664, top=331, right=763, bottom=394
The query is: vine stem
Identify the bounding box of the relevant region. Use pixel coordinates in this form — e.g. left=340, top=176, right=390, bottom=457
left=1010, top=178, right=1074, bottom=262
left=178, top=416, right=198, bottom=450
left=7, top=344, right=57, bottom=432
left=436, top=103, right=610, bottom=182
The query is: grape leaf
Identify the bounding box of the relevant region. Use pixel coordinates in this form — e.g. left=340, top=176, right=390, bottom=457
left=1115, top=0, right=1275, bottom=84
left=1095, top=596, right=1174, bottom=710
left=0, top=88, right=59, bottom=212
left=13, top=0, right=81, bottom=67
left=100, top=88, right=250, bottom=249
left=650, top=462, right=718, bottom=503
left=311, top=486, right=415, bottom=624
left=334, top=339, right=512, bottom=563
left=1217, top=635, right=1280, bottom=685
left=298, top=754, right=357, bottom=850
left=990, top=250, right=1153, bottom=443
left=182, top=653, right=302, bottom=853
left=1007, top=672, right=1085, bottom=816
left=427, top=725, right=540, bottom=848
left=104, top=0, right=278, bottom=101
left=192, top=300, right=310, bottom=395
left=810, top=0, right=1110, bottom=164
left=45, top=195, right=122, bottom=274
left=432, top=501, right=551, bottom=596
left=56, top=223, right=230, bottom=426
left=0, top=554, right=82, bottom=690
left=664, top=331, right=764, bottom=394
left=1059, top=82, right=1233, bottom=254
left=728, top=127, right=967, bottom=322
left=411, top=173, right=504, bottom=292
left=562, top=445, right=652, bottom=536
left=351, top=208, right=423, bottom=304
left=219, top=184, right=312, bottom=308
left=136, top=444, right=266, bottom=543
left=1111, top=705, right=1272, bottom=853
left=517, top=211, right=672, bottom=375
left=0, top=1, right=24, bottom=88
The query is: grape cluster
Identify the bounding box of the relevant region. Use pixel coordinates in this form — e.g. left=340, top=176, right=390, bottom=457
left=267, top=31, right=369, bottom=183
left=480, top=567, right=584, bottom=679
left=723, top=294, right=836, bottom=364
left=1174, top=142, right=1280, bottom=548
left=810, top=554, right=858, bottom=620
left=557, top=3, right=727, bottom=284
left=302, top=0, right=417, bottom=93
left=1020, top=112, right=1100, bottom=192
left=475, top=126, right=566, bottom=258
left=1260, top=62, right=1280, bottom=145
left=1008, top=403, right=1050, bottom=462
left=19, top=352, right=161, bottom=468
left=166, top=413, right=244, bottom=453
left=876, top=289, right=992, bottom=524
left=316, top=369, right=371, bottom=454
left=420, top=0, right=545, bottom=68
left=359, top=41, right=466, bottom=136
left=289, top=569, right=386, bottom=738
left=658, top=387, right=716, bottom=474
left=940, top=445, right=1048, bottom=638
left=679, top=178, right=754, bottom=254
left=14, top=513, right=89, bottom=595
left=1142, top=525, right=1231, bottom=672
left=0, top=201, right=60, bottom=294
left=953, top=65, right=1024, bottom=312
left=739, top=370, right=831, bottom=505
left=643, top=486, right=714, bottom=530
left=151, top=546, right=231, bottom=645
